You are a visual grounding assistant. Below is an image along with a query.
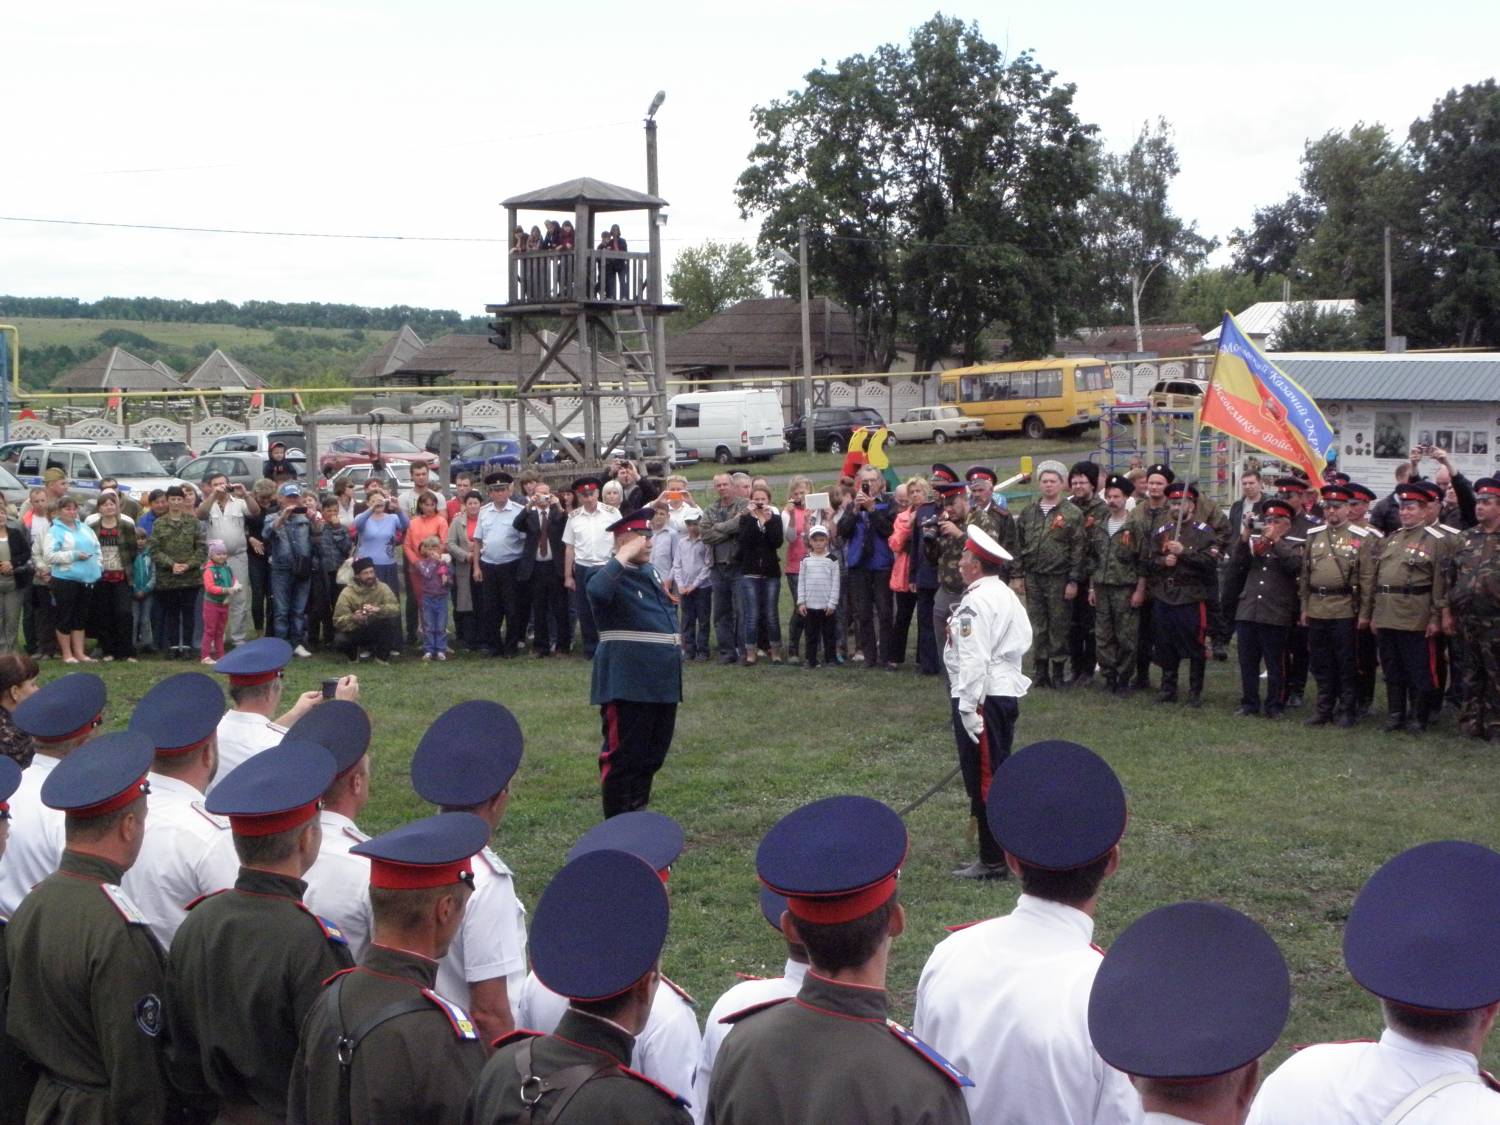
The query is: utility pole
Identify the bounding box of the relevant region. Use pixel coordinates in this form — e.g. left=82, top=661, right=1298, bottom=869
left=798, top=218, right=814, bottom=453
left=1383, top=224, right=1393, bottom=350
left=644, top=91, right=674, bottom=464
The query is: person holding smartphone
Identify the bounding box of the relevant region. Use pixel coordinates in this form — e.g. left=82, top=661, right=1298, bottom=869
left=197, top=473, right=260, bottom=649
left=836, top=467, right=897, bottom=669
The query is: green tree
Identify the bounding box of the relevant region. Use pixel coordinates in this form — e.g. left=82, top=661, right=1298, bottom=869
left=1270, top=301, right=1367, bottom=350
left=736, top=15, right=1096, bottom=368
left=1080, top=118, right=1214, bottom=351
left=1409, top=80, right=1500, bottom=347
left=1170, top=267, right=1288, bottom=332
left=666, top=240, right=765, bottom=329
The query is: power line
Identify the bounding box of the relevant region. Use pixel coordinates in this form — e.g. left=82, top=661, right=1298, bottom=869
left=0, top=215, right=506, bottom=243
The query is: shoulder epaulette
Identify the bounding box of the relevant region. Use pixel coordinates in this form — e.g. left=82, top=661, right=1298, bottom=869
left=1195, top=522, right=1210, bottom=532
left=342, top=824, right=370, bottom=844
left=617, top=1064, right=691, bottom=1107
left=1089, top=941, right=1107, bottom=957
left=421, top=988, right=480, bottom=1040
left=1349, top=525, right=1370, bottom=537
left=185, top=889, right=229, bottom=911
left=885, top=1019, right=975, bottom=1087
left=943, top=919, right=983, bottom=933
left=720, top=996, right=793, bottom=1025
left=660, top=974, right=696, bottom=1007
left=190, top=800, right=230, bottom=830
left=100, top=883, right=150, bottom=925
left=1481, top=1069, right=1500, bottom=1093
left=1308, top=524, right=1328, bottom=535
left=475, top=848, right=505, bottom=876
left=295, top=902, right=349, bottom=946
left=1285, top=537, right=1305, bottom=545
left=734, top=971, right=771, bottom=981
left=1425, top=526, right=1445, bottom=539
left=322, top=966, right=357, bottom=987
left=491, top=1028, right=544, bottom=1050
left=1366, top=526, right=1385, bottom=538
left=1292, top=1037, right=1375, bottom=1051
left=1440, top=524, right=1461, bottom=535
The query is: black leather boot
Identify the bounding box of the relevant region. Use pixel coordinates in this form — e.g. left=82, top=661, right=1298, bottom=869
left=1186, top=659, right=1205, bottom=708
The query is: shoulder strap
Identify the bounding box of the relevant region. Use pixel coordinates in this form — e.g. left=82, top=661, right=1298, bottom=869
left=512, top=1037, right=617, bottom=1125
left=1377, top=1071, right=1485, bottom=1125
left=330, top=973, right=435, bottom=1125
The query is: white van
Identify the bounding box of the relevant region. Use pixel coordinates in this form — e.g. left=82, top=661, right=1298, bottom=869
left=668, top=389, right=787, bottom=465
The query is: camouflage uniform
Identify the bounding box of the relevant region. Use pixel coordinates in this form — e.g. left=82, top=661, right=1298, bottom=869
left=1300, top=523, right=1380, bottom=723
left=966, top=502, right=1017, bottom=581
left=1128, top=501, right=1170, bottom=688
left=1446, top=525, right=1500, bottom=739
left=1142, top=515, right=1220, bottom=703
left=1361, top=525, right=1447, bottom=731
left=1068, top=494, right=1109, bottom=682
left=1014, top=499, right=1086, bottom=684
left=1089, top=512, right=1141, bottom=693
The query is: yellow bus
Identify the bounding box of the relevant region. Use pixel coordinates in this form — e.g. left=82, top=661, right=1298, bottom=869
left=939, top=357, right=1116, bottom=440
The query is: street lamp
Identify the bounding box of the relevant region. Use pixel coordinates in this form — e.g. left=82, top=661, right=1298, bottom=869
left=644, top=92, right=674, bottom=464
left=773, top=226, right=815, bottom=453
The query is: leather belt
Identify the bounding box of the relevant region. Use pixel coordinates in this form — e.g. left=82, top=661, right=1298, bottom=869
left=598, top=630, right=681, bottom=645
left=1311, top=586, right=1353, bottom=596
left=1378, top=584, right=1432, bottom=595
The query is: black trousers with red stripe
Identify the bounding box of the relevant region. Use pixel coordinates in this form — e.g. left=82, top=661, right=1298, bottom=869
left=598, top=700, right=677, bottom=818
left=949, top=695, right=1019, bottom=865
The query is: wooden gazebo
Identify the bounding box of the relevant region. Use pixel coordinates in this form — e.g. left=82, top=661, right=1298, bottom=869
left=490, top=176, right=678, bottom=464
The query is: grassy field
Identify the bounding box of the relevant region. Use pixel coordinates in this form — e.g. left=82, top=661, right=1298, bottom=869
left=60, top=635, right=1499, bottom=1071
left=5, top=316, right=315, bottom=353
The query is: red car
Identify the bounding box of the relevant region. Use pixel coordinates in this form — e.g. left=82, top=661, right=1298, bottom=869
left=319, top=435, right=439, bottom=476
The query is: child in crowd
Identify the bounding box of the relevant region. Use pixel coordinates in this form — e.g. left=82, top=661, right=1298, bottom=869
left=649, top=507, right=676, bottom=579
left=200, top=539, right=239, bottom=663
left=131, top=527, right=155, bottom=652
left=671, top=512, right=712, bottom=661
left=415, top=534, right=451, bottom=661
left=797, top=525, right=841, bottom=669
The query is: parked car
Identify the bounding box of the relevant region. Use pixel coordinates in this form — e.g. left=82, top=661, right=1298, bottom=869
left=528, top=432, right=587, bottom=463
left=177, top=450, right=307, bottom=492
left=0, top=463, right=29, bottom=514
left=449, top=436, right=523, bottom=482
left=425, top=426, right=497, bottom=460
left=326, top=462, right=416, bottom=506
left=319, top=435, right=438, bottom=477
left=15, top=441, right=187, bottom=504
left=0, top=441, right=33, bottom=465
left=885, top=405, right=985, bottom=446
left=667, top=389, right=781, bottom=464
left=783, top=407, right=886, bottom=454
left=146, top=440, right=195, bottom=474
left=1148, top=379, right=1209, bottom=412
left=205, top=429, right=310, bottom=461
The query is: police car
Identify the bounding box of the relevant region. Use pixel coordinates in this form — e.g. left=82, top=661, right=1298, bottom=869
left=15, top=440, right=188, bottom=503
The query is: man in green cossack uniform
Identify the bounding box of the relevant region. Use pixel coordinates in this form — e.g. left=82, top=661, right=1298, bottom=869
left=1013, top=460, right=1085, bottom=689
left=1089, top=474, right=1144, bottom=698
left=1067, top=462, right=1109, bottom=686
left=1141, top=482, right=1220, bottom=707
left=1443, top=476, right=1500, bottom=740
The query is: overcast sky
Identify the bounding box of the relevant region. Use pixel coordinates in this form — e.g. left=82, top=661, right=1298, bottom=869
left=3, top=0, right=1495, bottom=316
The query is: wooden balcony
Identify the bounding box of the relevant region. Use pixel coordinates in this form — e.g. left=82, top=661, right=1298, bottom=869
left=506, top=249, right=653, bottom=308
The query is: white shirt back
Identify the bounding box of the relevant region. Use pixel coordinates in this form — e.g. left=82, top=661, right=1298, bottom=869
left=437, top=846, right=527, bottom=1025
left=210, top=710, right=286, bottom=793
left=1246, top=1028, right=1500, bottom=1125
left=693, top=959, right=807, bottom=1122
left=914, top=894, right=1142, bottom=1125
left=0, top=754, right=64, bottom=915
left=120, top=772, right=239, bottom=947
left=301, top=809, right=374, bottom=960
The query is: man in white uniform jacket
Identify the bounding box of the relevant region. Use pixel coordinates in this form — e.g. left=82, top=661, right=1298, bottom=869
left=914, top=739, right=1141, bottom=1125
left=209, top=638, right=357, bottom=791
left=515, top=810, right=702, bottom=1109
left=290, top=700, right=376, bottom=960
left=0, top=673, right=105, bottom=914
left=411, top=700, right=529, bottom=1047
left=944, top=523, right=1031, bottom=881
left=1088, top=901, right=1291, bottom=1125
left=1247, top=840, right=1500, bottom=1125
left=692, top=888, right=808, bottom=1123
left=122, top=673, right=239, bottom=947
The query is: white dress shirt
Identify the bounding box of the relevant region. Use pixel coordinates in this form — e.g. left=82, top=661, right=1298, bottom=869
left=120, top=771, right=239, bottom=947
left=945, top=574, right=1034, bottom=711
left=0, top=753, right=64, bottom=915
left=437, top=846, right=527, bottom=1025
left=517, top=969, right=703, bottom=1103
left=209, top=710, right=286, bottom=793
left=914, top=894, right=1142, bottom=1125
left=693, top=959, right=808, bottom=1122
left=1246, top=1027, right=1500, bottom=1125
left=562, top=506, right=617, bottom=567
left=301, top=809, right=374, bottom=960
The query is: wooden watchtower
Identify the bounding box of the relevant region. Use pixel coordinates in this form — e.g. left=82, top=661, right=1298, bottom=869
left=489, top=177, right=677, bottom=464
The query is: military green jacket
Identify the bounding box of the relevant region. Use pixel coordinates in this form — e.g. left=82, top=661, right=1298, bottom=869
left=148, top=512, right=206, bottom=590
left=1446, top=526, right=1500, bottom=617
left=464, top=1007, right=692, bottom=1124
left=706, top=971, right=971, bottom=1125
left=927, top=521, right=968, bottom=594
left=1069, top=494, right=1109, bottom=576
left=1090, top=513, right=1142, bottom=586
left=1361, top=525, right=1448, bottom=630
left=1014, top=499, right=1086, bottom=582
left=0, top=917, right=37, bottom=1125
left=165, top=866, right=354, bottom=1119
left=289, top=944, right=487, bottom=1125
left=1142, top=517, right=1220, bottom=605
left=5, top=851, right=169, bottom=1125
left=966, top=503, right=1017, bottom=581
left=1300, top=523, right=1380, bottom=620
left=1233, top=535, right=1303, bottom=625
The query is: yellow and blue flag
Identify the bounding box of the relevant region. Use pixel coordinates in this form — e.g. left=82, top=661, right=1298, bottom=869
left=1202, top=313, right=1335, bottom=481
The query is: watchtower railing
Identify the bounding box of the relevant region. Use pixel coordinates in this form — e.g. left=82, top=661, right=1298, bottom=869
left=510, top=249, right=652, bottom=305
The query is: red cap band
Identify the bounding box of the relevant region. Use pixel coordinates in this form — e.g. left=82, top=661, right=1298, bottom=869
left=785, top=875, right=899, bottom=925
left=1479, top=484, right=1500, bottom=497
left=155, top=735, right=211, bottom=759
left=69, top=773, right=149, bottom=819
left=614, top=520, right=650, bottom=535
left=36, top=713, right=103, bottom=745
left=228, top=669, right=283, bottom=687
left=368, top=854, right=475, bottom=890
left=228, top=800, right=319, bottom=837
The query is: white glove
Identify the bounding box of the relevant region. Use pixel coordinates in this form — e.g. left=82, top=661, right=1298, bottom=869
left=960, top=710, right=984, bottom=742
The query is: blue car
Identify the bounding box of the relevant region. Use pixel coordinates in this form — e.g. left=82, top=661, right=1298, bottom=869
left=450, top=435, right=522, bottom=482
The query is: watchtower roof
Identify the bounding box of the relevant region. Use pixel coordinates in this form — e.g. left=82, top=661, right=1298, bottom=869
left=503, top=176, right=666, bottom=212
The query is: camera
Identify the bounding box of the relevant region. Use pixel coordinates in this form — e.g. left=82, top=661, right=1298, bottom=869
left=920, top=515, right=941, bottom=541
left=1248, top=516, right=1268, bottom=533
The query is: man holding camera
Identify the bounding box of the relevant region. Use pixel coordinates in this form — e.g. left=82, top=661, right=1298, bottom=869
left=196, top=473, right=259, bottom=649
left=836, top=466, right=897, bottom=669
left=514, top=482, right=569, bottom=656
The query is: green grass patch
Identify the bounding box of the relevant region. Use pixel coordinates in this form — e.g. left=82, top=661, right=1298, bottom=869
left=66, top=635, right=1499, bottom=1070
